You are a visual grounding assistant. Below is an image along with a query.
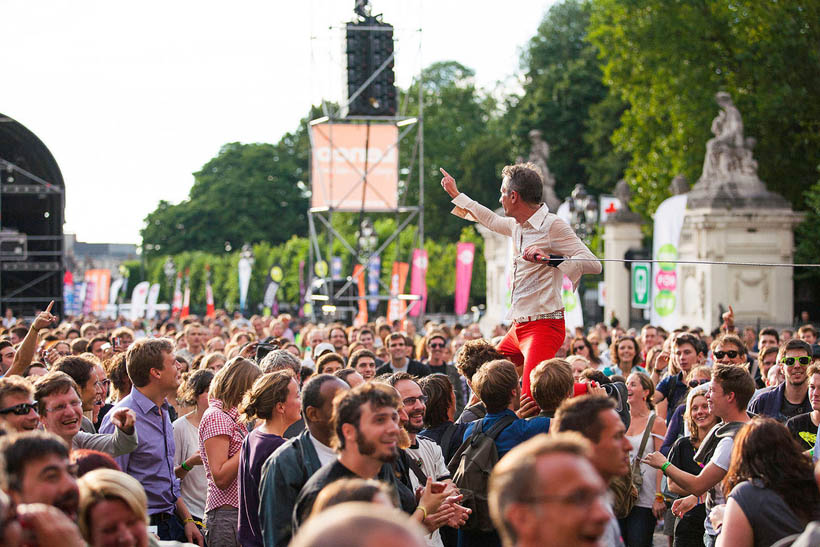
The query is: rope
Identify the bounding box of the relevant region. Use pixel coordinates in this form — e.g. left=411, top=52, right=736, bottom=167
left=535, top=257, right=820, bottom=268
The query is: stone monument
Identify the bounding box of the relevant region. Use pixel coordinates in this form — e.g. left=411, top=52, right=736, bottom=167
left=524, top=129, right=562, bottom=212
left=677, top=92, right=803, bottom=329
left=603, top=180, right=643, bottom=327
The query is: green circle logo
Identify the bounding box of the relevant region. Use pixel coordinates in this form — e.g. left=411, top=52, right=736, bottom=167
left=562, top=289, right=577, bottom=312
left=657, top=244, right=677, bottom=271
left=654, top=290, right=676, bottom=316
left=270, top=266, right=283, bottom=282
left=303, top=302, right=313, bottom=316
left=314, top=261, right=328, bottom=277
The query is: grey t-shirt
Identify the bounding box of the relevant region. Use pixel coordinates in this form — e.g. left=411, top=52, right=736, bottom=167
left=731, top=479, right=806, bottom=547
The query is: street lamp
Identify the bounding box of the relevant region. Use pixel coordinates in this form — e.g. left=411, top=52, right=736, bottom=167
left=568, top=184, right=598, bottom=241
left=163, top=258, right=175, bottom=301
left=357, top=217, right=378, bottom=258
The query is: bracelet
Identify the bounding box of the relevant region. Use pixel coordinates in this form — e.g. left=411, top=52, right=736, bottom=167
left=181, top=461, right=192, bottom=472
left=416, top=505, right=428, bottom=520
left=655, top=492, right=664, bottom=501
left=661, top=461, right=671, bottom=475
left=183, top=518, right=195, bottom=524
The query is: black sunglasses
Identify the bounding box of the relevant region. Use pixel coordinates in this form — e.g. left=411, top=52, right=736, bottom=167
left=714, top=350, right=739, bottom=359
left=688, top=378, right=709, bottom=388
left=429, top=343, right=446, bottom=349
left=0, top=402, right=37, bottom=416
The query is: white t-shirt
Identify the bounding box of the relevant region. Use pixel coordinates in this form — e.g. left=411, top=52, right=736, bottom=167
left=705, top=436, right=734, bottom=536
left=406, top=438, right=449, bottom=547
left=173, top=413, right=207, bottom=519
left=309, top=432, right=337, bottom=467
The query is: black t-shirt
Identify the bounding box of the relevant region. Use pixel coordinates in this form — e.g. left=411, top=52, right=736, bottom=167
left=781, top=395, right=812, bottom=422
left=786, top=412, right=817, bottom=451
left=667, top=436, right=707, bottom=529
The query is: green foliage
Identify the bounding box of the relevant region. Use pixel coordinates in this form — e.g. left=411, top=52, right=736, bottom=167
left=795, top=166, right=820, bottom=284
left=589, top=0, right=820, bottom=216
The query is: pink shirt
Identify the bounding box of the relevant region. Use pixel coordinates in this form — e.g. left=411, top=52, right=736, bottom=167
left=199, top=399, right=247, bottom=512
left=451, top=193, right=601, bottom=320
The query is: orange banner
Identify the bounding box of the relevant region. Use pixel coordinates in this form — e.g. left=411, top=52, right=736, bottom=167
left=84, top=269, right=111, bottom=312
left=310, top=123, right=398, bottom=210
left=353, top=265, right=368, bottom=326
left=386, top=262, right=410, bottom=322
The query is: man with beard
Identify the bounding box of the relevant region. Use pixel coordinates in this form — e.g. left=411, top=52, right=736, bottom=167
left=389, top=372, right=470, bottom=547
left=0, top=376, right=39, bottom=432
left=749, top=339, right=813, bottom=422
left=0, top=431, right=80, bottom=519
left=100, top=338, right=203, bottom=546
left=292, top=382, right=429, bottom=529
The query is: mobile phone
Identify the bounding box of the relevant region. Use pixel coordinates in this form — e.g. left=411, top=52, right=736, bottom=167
left=100, top=342, right=112, bottom=351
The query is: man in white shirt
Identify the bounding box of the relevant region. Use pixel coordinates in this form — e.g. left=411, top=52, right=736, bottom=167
left=440, top=164, right=601, bottom=399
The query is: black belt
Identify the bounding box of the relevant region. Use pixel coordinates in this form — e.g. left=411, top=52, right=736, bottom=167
left=149, top=512, right=175, bottom=524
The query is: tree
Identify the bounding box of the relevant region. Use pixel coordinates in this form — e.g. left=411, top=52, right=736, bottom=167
left=589, top=0, right=820, bottom=216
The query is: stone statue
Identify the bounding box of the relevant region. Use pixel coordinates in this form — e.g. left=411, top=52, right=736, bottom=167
left=688, top=92, right=788, bottom=208
left=608, top=179, right=642, bottom=223
left=525, top=129, right=562, bottom=212
left=669, top=174, right=690, bottom=196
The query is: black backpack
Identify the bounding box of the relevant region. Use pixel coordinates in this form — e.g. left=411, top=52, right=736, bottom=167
left=446, top=415, right=516, bottom=532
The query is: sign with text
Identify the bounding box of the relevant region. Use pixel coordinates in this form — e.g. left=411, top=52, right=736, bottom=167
left=631, top=262, right=650, bottom=309
left=310, top=123, right=398, bottom=211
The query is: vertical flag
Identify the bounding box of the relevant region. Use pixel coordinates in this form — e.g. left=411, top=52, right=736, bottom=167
left=263, top=266, right=283, bottom=317
left=130, top=281, right=150, bottom=320
left=408, top=249, right=428, bottom=318
left=650, top=194, right=688, bottom=330
left=181, top=270, right=191, bottom=318
left=367, top=255, right=381, bottom=312
left=205, top=266, right=215, bottom=318
left=561, top=275, right=584, bottom=332
left=146, top=283, right=161, bottom=319
left=386, top=262, right=410, bottom=322
left=172, top=273, right=183, bottom=316
left=82, top=279, right=96, bottom=315
left=330, top=256, right=343, bottom=280
left=353, top=264, right=368, bottom=326
left=298, top=260, right=306, bottom=317
left=63, top=271, right=75, bottom=315
left=454, top=242, right=475, bottom=315
left=238, top=256, right=253, bottom=313
left=84, top=269, right=111, bottom=312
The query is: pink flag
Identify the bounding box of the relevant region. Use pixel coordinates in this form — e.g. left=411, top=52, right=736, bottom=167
left=454, top=242, right=475, bottom=315
left=172, top=273, right=183, bottom=316
left=409, top=249, right=428, bottom=317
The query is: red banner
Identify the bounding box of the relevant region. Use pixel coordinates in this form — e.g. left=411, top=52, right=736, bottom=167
left=172, top=273, right=183, bottom=315
left=454, top=243, right=475, bottom=315
left=409, top=249, right=428, bottom=317
left=353, top=264, right=368, bottom=326
left=205, top=267, right=215, bottom=318
left=181, top=271, right=190, bottom=318
left=386, top=262, right=410, bottom=322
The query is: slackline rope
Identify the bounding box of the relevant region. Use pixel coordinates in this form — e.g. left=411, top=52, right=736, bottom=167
left=535, top=257, right=820, bottom=268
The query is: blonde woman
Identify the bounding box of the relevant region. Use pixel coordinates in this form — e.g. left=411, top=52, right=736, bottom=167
left=199, top=357, right=261, bottom=547
left=77, top=468, right=152, bottom=547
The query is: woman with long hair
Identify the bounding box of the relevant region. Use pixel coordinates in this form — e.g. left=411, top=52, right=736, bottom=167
left=666, top=383, right=718, bottom=546
left=716, top=417, right=820, bottom=547
left=173, top=368, right=215, bottom=532
left=570, top=336, right=602, bottom=368
left=199, top=357, right=261, bottom=547
left=603, top=336, right=647, bottom=377
left=621, top=371, right=667, bottom=547
left=237, top=370, right=302, bottom=547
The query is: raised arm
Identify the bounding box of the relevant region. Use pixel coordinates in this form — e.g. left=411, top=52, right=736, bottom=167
left=7, top=301, right=56, bottom=377
left=440, top=168, right=515, bottom=236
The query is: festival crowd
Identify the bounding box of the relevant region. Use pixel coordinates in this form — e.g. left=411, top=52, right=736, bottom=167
left=0, top=304, right=819, bottom=547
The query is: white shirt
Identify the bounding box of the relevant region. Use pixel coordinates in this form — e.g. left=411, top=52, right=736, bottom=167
left=407, top=437, right=449, bottom=547
left=173, top=413, right=208, bottom=518
left=451, top=193, right=601, bottom=319
left=309, top=432, right=337, bottom=467
left=705, top=436, right=734, bottom=535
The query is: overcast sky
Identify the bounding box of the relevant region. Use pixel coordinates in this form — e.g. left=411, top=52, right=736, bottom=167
left=2, top=0, right=554, bottom=244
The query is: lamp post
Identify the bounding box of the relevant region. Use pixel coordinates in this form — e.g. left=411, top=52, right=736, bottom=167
left=357, top=217, right=378, bottom=258
left=163, top=258, right=175, bottom=302
left=568, top=184, right=598, bottom=242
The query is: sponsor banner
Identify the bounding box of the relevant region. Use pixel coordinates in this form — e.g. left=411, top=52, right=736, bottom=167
left=130, top=281, right=150, bottom=320
left=172, top=273, right=183, bottom=315
left=353, top=264, right=368, bottom=326
left=330, top=256, right=343, bottom=280
left=408, top=249, right=428, bottom=317
left=386, top=262, right=410, bottom=322
left=63, top=271, right=75, bottom=315
left=84, top=269, right=111, bottom=312
left=562, top=275, right=584, bottom=332
left=238, top=257, right=253, bottom=312
left=367, top=256, right=381, bottom=311
left=181, top=273, right=190, bottom=318
left=310, top=122, right=399, bottom=210
left=650, top=194, right=687, bottom=330
left=146, top=283, right=161, bottom=319
left=454, top=243, right=475, bottom=316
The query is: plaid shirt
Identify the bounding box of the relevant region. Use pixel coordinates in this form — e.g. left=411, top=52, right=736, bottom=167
left=199, top=398, right=247, bottom=512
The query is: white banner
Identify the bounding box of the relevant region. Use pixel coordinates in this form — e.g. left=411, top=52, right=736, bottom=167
left=146, top=283, right=161, bottom=319
left=238, top=257, right=253, bottom=311
left=130, top=281, right=150, bottom=320
left=650, top=194, right=687, bottom=330
left=109, top=278, right=124, bottom=305
left=562, top=275, right=584, bottom=332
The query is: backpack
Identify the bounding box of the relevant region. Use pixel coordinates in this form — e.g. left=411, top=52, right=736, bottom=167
left=446, top=414, right=516, bottom=532
left=610, top=412, right=655, bottom=519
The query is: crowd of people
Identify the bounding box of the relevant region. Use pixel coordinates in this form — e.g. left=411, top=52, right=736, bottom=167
left=0, top=304, right=819, bottom=547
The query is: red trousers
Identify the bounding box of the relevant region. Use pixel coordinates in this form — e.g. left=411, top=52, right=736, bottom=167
left=495, top=317, right=565, bottom=400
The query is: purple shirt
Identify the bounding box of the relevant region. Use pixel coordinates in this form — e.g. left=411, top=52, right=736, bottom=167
left=100, top=387, right=180, bottom=515
left=237, top=428, right=286, bottom=547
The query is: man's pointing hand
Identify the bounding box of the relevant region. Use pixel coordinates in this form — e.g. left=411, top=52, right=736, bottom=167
left=440, top=168, right=460, bottom=198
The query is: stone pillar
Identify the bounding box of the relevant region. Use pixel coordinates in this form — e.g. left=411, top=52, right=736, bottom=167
left=603, top=220, right=642, bottom=327
left=475, top=222, right=509, bottom=335
left=677, top=209, right=803, bottom=329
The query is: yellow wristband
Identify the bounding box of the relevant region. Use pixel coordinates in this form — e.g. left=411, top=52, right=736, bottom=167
left=416, top=506, right=428, bottom=520
left=183, top=518, right=195, bottom=524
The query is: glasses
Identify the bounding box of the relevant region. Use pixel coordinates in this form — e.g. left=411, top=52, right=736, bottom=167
left=523, top=488, right=608, bottom=508
left=713, top=350, right=739, bottom=359
left=688, top=378, right=709, bottom=388
left=782, top=356, right=811, bottom=367
left=429, top=343, right=446, bottom=349
left=45, top=400, right=83, bottom=414
left=402, top=395, right=429, bottom=407
left=573, top=346, right=587, bottom=352
left=0, top=402, right=38, bottom=415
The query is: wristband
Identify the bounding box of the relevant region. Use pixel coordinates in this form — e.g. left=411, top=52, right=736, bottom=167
left=661, top=461, right=671, bottom=474
left=655, top=492, right=664, bottom=501
left=183, top=518, right=195, bottom=524
left=181, top=461, right=193, bottom=472
left=416, top=505, right=428, bottom=520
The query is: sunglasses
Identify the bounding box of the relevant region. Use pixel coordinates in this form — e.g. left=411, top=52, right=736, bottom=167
left=573, top=346, right=587, bottom=352
left=714, top=350, right=739, bottom=359
left=429, top=343, right=446, bottom=349
left=688, top=378, right=709, bottom=388
left=0, top=402, right=37, bottom=416
left=781, top=356, right=811, bottom=367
